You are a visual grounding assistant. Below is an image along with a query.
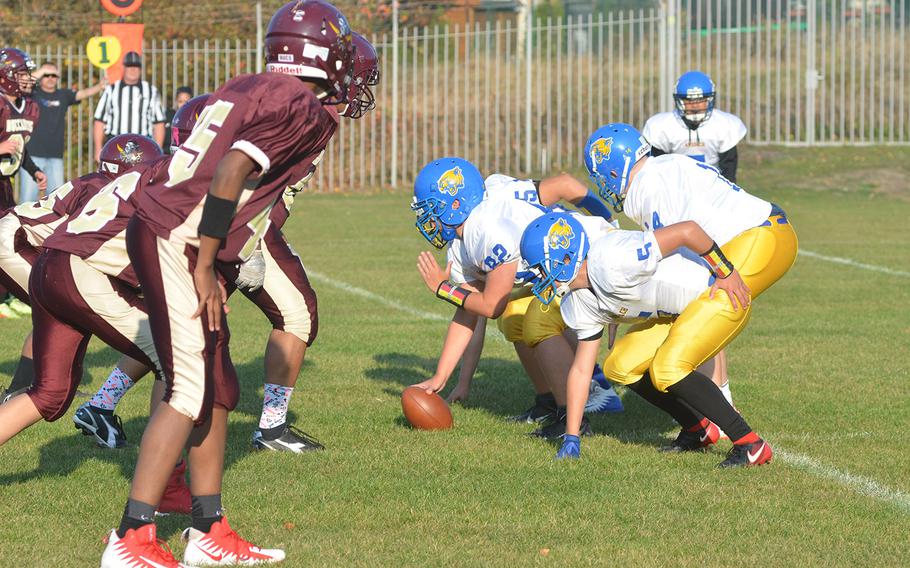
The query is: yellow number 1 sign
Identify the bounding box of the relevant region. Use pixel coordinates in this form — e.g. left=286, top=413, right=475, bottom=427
left=86, top=36, right=122, bottom=70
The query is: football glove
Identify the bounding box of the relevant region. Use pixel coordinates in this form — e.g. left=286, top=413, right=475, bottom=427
left=556, top=434, right=580, bottom=460
left=235, top=248, right=266, bottom=291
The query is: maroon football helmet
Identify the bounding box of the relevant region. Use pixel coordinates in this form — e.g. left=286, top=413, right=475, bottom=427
left=264, top=0, right=355, bottom=105
left=0, top=48, right=36, bottom=98
left=98, top=134, right=163, bottom=179
left=342, top=33, right=380, bottom=120
left=170, top=93, right=211, bottom=152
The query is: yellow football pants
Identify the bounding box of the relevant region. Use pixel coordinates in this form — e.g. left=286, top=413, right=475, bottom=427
left=604, top=215, right=798, bottom=391
left=496, top=295, right=567, bottom=347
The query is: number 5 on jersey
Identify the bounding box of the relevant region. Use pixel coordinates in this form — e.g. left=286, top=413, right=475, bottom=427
left=67, top=171, right=142, bottom=234
left=166, top=100, right=234, bottom=187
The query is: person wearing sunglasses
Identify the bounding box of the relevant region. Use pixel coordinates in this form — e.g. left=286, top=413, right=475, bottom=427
left=22, top=62, right=106, bottom=202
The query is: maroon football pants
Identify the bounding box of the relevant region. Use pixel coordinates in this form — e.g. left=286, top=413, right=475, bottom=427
left=125, top=216, right=239, bottom=424
left=221, top=224, right=319, bottom=346
left=27, top=250, right=158, bottom=421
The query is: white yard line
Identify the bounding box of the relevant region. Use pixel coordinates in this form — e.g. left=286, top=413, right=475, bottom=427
left=307, top=269, right=449, bottom=322
left=308, top=270, right=910, bottom=515
left=772, top=446, right=910, bottom=515
left=306, top=269, right=509, bottom=342
left=800, top=249, right=910, bottom=278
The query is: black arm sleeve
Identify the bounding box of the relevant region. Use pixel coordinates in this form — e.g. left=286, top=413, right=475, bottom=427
left=650, top=147, right=667, bottom=158
left=21, top=149, right=41, bottom=178
left=717, top=145, right=739, bottom=183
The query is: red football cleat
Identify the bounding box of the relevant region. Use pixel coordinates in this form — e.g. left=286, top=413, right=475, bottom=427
left=182, top=517, right=286, bottom=565
left=718, top=439, right=774, bottom=468
left=659, top=421, right=721, bottom=452
left=158, top=460, right=191, bottom=515
left=101, top=524, right=187, bottom=568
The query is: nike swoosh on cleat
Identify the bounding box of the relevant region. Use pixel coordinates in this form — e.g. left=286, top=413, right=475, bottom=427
left=747, top=443, right=766, bottom=463
left=699, top=432, right=711, bottom=443
left=198, top=547, right=226, bottom=562
left=139, top=555, right=174, bottom=568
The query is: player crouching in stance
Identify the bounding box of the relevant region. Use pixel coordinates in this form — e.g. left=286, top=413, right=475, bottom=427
left=410, top=157, right=623, bottom=439
left=100, top=2, right=352, bottom=566
left=0, top=135, right=164, bottom=448
left=521, top=211, right=785, bottom=467
left=642, top=70, right=749, bottom=409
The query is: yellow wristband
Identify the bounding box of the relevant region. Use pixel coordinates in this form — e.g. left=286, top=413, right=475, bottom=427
left=701, top=243, right=735, bottom=279
left=436, top=281, right=471, bottom=308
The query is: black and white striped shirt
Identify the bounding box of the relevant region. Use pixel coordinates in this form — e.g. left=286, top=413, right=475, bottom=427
left=93, top=80, right=165, bottom=137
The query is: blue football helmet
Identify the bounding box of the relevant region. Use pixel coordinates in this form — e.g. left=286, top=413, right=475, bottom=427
left=583, top=123, right=651, bottom=213
left=674, top=70, right=716, bottom=129
left=519, top=212, right=589, bottom=305
left=411, top=157, right=485, bottom=249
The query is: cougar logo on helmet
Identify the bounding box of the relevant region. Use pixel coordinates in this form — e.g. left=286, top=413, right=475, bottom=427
left=118, top=141, right=143, bottom=165
left=547, top=218, right=575, bottom=250
left=437, top=167, right=465, bottom=196
left=589, top=137, right=613, bottom=165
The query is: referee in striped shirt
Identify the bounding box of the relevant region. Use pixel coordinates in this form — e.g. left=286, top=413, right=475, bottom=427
left=92, top=51, right=165, bottom=162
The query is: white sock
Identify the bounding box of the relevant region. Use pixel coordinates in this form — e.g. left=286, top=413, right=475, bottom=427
left=259, top=383, right=294, bottom=430
left=719, top=381, right=734, bottom=407
left=89, top=367, right=135, bottom=411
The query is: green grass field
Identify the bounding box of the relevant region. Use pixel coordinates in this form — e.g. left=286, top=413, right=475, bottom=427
left=1, top=146, right=908, bottom=567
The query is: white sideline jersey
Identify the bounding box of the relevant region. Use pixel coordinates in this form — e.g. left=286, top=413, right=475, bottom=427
left=642, top=110, right=746, bottom=167
left=624, top=154, right=772, bottom=247
left=560, top=230, right=713, bottom=340
left=447, top=174, right=612, bottom=285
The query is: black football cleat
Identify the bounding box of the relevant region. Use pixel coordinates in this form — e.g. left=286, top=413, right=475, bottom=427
left=659, top=422, right=721, bottom=453
left=73, top=402, right=127, bottom=448
left=252, top=424, right=325, bottom=453
left=0, top=386, right=27, bottom=405
left=509, top=403, right=557, bottom=424
left=718, top=439, right=773, bottom=468
left=530, top=412, right=592, bottom=440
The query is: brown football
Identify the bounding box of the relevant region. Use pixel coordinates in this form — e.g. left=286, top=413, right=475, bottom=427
left=401, top=386, right=453, bottom=430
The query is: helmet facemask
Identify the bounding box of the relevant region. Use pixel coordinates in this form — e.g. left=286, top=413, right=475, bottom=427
left=673, top=92, right=715, bottom=129
left=411, top=196, right=451, bottom=249
left=529, top=228, right=587, bottom=305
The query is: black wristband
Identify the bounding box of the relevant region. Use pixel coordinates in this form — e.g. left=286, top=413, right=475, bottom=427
left=198, top=194, right=237, bottom=239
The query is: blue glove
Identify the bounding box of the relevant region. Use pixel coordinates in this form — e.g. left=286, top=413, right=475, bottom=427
left=556, top=434, right=580, bottom=460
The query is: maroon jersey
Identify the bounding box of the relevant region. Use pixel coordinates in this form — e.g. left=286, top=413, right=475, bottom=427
left=267, top=158, right=322, bottom=230
left=134, top=73, right=339, bottom=263
left=43, top=158, right=169, bottom=288
left=7, top=172, right=111, bottom=247
left=0, top=97, right=39, bottom=209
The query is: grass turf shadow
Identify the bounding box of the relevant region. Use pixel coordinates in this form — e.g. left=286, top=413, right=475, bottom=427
left=365, top=351, right=679, bottom=447
left=0, top=412, right=262, bottom=539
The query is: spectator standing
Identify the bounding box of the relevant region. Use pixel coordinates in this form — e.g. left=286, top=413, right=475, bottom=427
left=21, top=62, right=106, bottom=201
left=163, top=85, right=193, bottom=152
left=92, top=51, right=165, bottom=161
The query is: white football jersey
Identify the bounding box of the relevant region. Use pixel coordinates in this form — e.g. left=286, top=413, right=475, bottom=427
left=642, top=109, right=746, bottom=167
left=447, top=174, right=613, bottom=286
left=483, top=173, right=542, bottom=205
left=560, top=230, right=713, bottom=340
left=624, top=154, right=772, bottom=247
left=446, top=190, right=549, bottom=285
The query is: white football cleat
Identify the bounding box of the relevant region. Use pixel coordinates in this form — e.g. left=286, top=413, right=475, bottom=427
left=101, top=525, right=187, bottom=568
left=182, top=517, right=285, bottom=565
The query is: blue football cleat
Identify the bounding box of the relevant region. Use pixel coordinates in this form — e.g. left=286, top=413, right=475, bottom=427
left=584, top=379, right=624, bottom=414
left=592, top=363, right=610, bottom=389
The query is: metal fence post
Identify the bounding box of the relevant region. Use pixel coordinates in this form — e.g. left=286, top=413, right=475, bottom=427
left=806, top=0, right=817, bottom=145
left=256, top=1, right=263, bottom=74
left=525, top=4, right=532, bottom=175
left=391, top=1, right=399, bottom=187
